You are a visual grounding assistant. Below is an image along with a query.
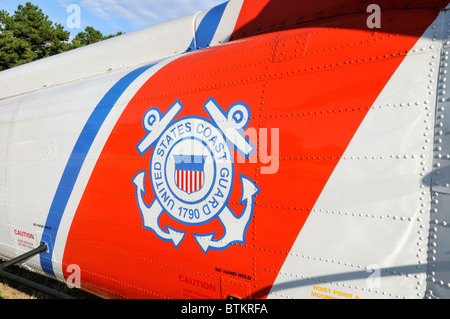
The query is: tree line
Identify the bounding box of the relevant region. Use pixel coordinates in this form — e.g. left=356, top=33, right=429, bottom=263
left=0, top=2, right=123, bottom=71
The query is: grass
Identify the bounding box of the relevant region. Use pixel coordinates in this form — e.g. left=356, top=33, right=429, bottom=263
left=0, top=280, right=37, bottom=299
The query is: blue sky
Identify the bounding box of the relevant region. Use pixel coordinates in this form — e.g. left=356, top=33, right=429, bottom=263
left=1, top=0, right=225, bottom=37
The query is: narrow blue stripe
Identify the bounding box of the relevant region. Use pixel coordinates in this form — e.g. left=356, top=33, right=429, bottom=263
left=40, top=64, right=153, bottom=276
left=174, top=155, right=207, bottom=171
left=189, top=1, right=228, bottom=50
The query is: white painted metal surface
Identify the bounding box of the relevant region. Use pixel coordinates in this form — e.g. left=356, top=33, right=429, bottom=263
left=269, top=9, right=447, bottom=299
left=0, top=68, right=127, bottom=272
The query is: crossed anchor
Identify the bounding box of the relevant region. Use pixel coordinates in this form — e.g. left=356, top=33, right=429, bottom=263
left=131, top=98, right=260, bottom=253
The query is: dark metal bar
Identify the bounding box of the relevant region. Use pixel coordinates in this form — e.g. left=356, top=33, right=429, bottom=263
left=0, top=270, right=76, bottom=299
left=0, top=243, right=76, bottom=299
left=0, top=243, right=48, bottom=271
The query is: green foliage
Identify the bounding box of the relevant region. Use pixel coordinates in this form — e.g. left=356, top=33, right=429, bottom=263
left=0, top=2, right=123, bottom=71
left=70, top=26, right=124, bottom=49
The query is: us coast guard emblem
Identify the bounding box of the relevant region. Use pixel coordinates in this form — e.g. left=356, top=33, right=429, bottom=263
left=132, top=98, right=261, bottom=253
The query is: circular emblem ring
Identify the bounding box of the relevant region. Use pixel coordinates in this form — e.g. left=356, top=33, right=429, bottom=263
left=150, top=117, right=234, bottom=225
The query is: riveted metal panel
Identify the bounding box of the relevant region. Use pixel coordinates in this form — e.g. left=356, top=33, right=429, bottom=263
left=426, top=5, right=450, bottom=300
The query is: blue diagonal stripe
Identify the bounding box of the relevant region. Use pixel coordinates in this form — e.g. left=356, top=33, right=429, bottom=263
left=189, top=1, right=228, bottom=50
left=40, top=63, right=154, bottom=277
